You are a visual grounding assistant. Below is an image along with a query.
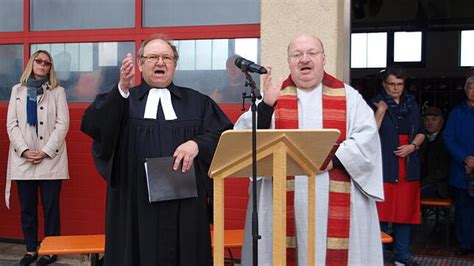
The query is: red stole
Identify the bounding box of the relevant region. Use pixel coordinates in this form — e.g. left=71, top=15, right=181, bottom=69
left=274, top=72, right=351, bottom=265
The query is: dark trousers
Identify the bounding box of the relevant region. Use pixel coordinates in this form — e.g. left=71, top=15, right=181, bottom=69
left=16, top=180, right=62, bottom=252
left=381, top=222, right=412, bottom=261
left=452, top=187, right=474, bottom=250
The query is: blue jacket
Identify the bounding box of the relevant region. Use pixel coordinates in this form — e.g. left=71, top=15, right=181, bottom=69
left=370, top=93, right=423, bottom=183
left=442, top=101, right=474, bottom=189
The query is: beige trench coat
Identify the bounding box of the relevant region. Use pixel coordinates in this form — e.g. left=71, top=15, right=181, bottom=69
left=5, top=83, right=70, bottom=208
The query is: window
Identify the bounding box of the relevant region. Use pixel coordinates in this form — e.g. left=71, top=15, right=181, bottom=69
left=0, top=1, right=259, bottom=102
left=29, top=38, right=260, bottom=103
left=143, top=0, right=259, bottom=27
left=172, top=38, right=259, bottom=71
left=350, top=31, right=425, bottom=69
left=0, top=45, right=23, bottom=101
left=351, top=32, right=387, bottom=68
left=30, top=0, right=134, bottom=31
left=394, top=31, right=422, bottom=62
left=31, top=42, right=135, bottom=102
left=172, top=38, right=260, bottom=103
left=235, top=38, right=259, bottom=63
left=460, top=30, right=474, bottom=67
left=0, top=1, right=22, bottom=32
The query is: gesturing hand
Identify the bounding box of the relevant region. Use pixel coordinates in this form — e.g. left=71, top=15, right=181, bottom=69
left=118, top=53, right=135, bottom=93
left=262, top=66, right=282, bottom=107
left=173, top=140, right=199, bottom=173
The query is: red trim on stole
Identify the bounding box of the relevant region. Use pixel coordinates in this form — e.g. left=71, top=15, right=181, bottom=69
left=274, top=72, right=351, bottom=265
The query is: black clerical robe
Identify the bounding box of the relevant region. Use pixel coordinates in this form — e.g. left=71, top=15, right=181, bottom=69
left=81, top=82, right=233, bottom=266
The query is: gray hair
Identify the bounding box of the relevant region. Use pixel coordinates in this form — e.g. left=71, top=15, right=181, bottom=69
left=137, top=34, right=179, bottom=64
left=465, top=75, right=474, bottom=91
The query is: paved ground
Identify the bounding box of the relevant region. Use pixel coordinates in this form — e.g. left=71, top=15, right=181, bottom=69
left=0, top=242, right=91, bottom=265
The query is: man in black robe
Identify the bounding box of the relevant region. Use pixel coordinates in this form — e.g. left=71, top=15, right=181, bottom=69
left=80, top=36, right=233, bottom=266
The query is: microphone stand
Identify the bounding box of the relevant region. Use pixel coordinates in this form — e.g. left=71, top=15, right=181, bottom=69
left=241, top=69, right=262, bottom=266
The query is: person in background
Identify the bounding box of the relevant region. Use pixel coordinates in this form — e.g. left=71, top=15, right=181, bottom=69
left=211, top=54, right=247, bottom=103
left=442, top=75, right=474, bottom=256
left=419, top=106, right=450, bottom=199
left=81, top=35, right=232, bottom=265
left=5, top=50, right=70, bottom=266
left=370, top=66, right=425, bottom=266
left=236, top=33, right=384, bottom=265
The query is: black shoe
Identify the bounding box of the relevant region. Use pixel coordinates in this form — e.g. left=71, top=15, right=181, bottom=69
left=36, top=255, right=57, bottom=265
left=394, top=257, right=420, bottom=266
left=455, top=248, right=472, bottom=256
left=19, top=253, right=38, bottom=265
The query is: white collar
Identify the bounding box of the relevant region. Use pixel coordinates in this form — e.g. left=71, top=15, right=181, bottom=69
left=426, top=131, right=439, bottom=141
left=143, top=88, right=177, bottom=120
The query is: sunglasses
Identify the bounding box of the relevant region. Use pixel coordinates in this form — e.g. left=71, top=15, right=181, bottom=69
left=34, top=58, right=52, bottom=67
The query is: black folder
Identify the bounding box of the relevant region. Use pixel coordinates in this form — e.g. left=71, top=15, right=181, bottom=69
left=144, top=156, right=197, bottom=203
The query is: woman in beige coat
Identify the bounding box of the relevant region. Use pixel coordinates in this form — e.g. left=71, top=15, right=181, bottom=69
left=5, top=50, right=69, bottom=266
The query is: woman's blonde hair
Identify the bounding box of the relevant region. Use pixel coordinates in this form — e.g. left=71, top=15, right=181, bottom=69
left=20, top=50, right=59, bottom=88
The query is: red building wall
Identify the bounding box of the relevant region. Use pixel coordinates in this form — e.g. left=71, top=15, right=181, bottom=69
left=0, top=103, right=250, bottom=240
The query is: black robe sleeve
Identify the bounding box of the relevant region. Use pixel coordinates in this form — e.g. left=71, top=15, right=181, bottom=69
left=80, top=85, right=126, bottom=183
left=257, top=101, right=275, bottom=129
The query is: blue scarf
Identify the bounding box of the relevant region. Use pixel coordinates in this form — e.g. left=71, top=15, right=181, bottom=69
left=382, top=90, right=412, bottom=119
left=26, top=77, right=47, bottom=127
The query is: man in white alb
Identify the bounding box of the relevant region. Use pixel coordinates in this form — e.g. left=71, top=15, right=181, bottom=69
left=236, top=33, right=384, bottom=265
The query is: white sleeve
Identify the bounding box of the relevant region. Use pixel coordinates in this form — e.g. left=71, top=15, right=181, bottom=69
left=117, top=84, right=130, bottom=98
left=335, top=85, right=384, bottom=201
left=233, top=99, right=273, bottom=181
left=234, top=99, right=275, bottom=130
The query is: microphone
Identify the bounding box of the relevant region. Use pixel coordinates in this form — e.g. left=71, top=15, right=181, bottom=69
left=234, top=57, right=267, bottom=74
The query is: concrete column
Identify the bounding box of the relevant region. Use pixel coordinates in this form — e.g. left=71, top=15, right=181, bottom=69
left=260, top=0, right=351, bottom=83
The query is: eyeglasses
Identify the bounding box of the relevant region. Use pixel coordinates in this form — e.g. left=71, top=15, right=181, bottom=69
left=288, top=51, right=324, bottom=61
left=34, top=58, right=52, bottom=67
left=385, top=81, right=404, bottom=88
left=141, top=54, right=175, bottom=64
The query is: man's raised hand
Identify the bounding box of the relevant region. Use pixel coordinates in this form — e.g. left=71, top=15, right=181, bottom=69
left=262, top=66, right=282, bottom=107
left=118, top=53, right=135, bottom=93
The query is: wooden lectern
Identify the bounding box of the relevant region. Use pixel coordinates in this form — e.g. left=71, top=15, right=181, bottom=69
left=208, top=129, right=340, bottom=266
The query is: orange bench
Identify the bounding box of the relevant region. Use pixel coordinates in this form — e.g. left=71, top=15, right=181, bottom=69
left=421, top=198, right=453, bottom=208
left=381, top=231, right=393, bottom=244
left=211, top=229, right=243, bottom=263
left=38, top=229, right=244, bottom=265
left=38, top=234, right=104, bottom=266
left=39, top=229, right=389, bottom=264
left=420, top=198, right=453, bottom=248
